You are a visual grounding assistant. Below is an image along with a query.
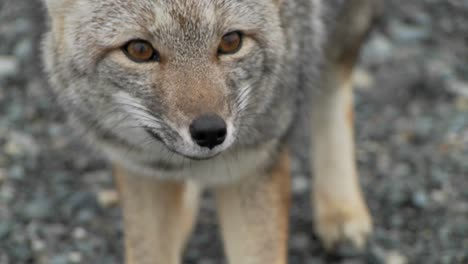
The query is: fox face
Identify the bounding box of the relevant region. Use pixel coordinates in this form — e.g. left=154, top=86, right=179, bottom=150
left=43, top=0, right=323, bottom=181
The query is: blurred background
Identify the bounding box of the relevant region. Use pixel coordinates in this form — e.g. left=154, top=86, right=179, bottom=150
left=0, top=0, right=467, bottom=263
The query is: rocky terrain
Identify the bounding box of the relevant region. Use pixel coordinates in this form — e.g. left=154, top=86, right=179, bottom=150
left=0, top=0, right=467, bottom=263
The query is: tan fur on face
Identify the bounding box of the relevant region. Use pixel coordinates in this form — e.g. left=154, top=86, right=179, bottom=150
left=162, top=63, right=229, bottom=124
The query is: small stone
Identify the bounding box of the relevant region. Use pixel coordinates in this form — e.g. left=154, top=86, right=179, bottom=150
left=0, top=56, right=19, bottom=79
left=13, top=18, right=33, bottom=34
left=389, top=20, right=431, bottom=43
left=353, top=68, right=375, bottom=90
left=4, top=142, right=21, bottom=156
left=31, top=239, right=46, bottom=252
left=385, top=251, right=408, bottom=264
left=362, top=33, right=393, bottom=65
left=69, top=252, right=83, bottom=263
left=0, top=222, right=11, bottom=239
left=72, top=227, right=87, bottom=240
left=5, top=132, right=40, bottom=158
left=0, top=184, right=15, bottom=201
left=430, top=169, right=449, bottom=188
left=13, top=38, right=33, bottom=61
left=97, top=189, right=119, bottom=208
left=411, top=191, right=429, bottom=209
left=431, top=190, right=447, bottom=204
left=8, top=166, right=25, bottom=181
left=21, top=199, right=53, bottom=220
left=76, top=209, right=97, bottom=223
left=50, top=255, right=69, bottom=264
left=441, top=254, right=453, bottom=264
left=453, top=201, right=468, bottom=214
left=448, top=79, right=468, bottom=98
left=292, top=175, right=308, bottom=194
left=455, top=97, right=468, bottom=112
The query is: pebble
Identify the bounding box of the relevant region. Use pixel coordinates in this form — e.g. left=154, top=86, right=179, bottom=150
left=5, top=132, right=40, bottom=158
left=447, top=78, right=468, bottom=98
left=411, top=191, right=429, bottom=209
left=389, top=20, right=431, bottom=43
left=453, top=201, right=468, bottom=214
left=97, top=189, right=119, bottom=208
left=0, top=184, right=15, bottom=202
left=69, top=252, right=83, bottom=263
left=31, top=239, right=46, bottom=252
left=21, top=199, right=53, bottom=220
left=72, top=227, right=87, bottom=240
left=13, top=38, right=33, bottom=61
left=353, top=68, right=375, bottom=90
left=76, top=209, right=97, bottom=224
left=385, top=251, right=408, bottom=264
left=0, top=222, right=11, bottom=240
left=455, top=97, right=468, bottom=111
left=0, top=56, right=19, bottom=79
left=8, top=165, right=25, bottom=181
left=362, top=33, right=394, bottom=65
left=430, top=190, right=448, bottom=204
left=50, top=255, right=69, bottom=264
left=4, top=141, right=21, bottom=156
left=292, top=175, right=308, bottom=194
left=12, top=18, right=33, bottom=35
left=430, top=169, right=449, bottom=188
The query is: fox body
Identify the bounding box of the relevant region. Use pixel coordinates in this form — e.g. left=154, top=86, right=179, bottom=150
left=42, top=0, right=377, bottom=263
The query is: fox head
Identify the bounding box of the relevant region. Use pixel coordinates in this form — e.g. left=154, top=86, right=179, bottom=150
left=42, top=0, right=322, bottom=165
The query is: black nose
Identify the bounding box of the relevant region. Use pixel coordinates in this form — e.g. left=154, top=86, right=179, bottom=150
left=189, top=114, right=227, bottom=149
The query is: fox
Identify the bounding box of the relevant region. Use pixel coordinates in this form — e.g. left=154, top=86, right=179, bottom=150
left=42, top=0, right=378, bottom=263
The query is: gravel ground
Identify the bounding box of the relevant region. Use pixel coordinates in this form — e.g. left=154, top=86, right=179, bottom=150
left=1, top=0, right=467, bottom=263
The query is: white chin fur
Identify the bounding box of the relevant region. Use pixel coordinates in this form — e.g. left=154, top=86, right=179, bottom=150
left=102, top=139, right=277, bottom=186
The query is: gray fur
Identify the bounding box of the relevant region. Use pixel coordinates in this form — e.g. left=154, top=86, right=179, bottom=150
left=42, top=0, right=342, bottom=184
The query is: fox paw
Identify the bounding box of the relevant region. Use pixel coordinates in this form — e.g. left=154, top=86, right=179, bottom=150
left=314, top=204, right=372, bottom=252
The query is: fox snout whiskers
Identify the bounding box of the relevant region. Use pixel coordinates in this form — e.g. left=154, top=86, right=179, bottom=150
left=113, top=92, right=234, bottom=160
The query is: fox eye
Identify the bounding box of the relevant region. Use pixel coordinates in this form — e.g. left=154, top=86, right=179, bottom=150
left=218, top=31, right=243, bottom=55
left=123, top=40, right=160, bottom=62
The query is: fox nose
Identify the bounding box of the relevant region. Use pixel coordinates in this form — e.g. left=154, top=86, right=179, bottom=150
left=189, top=114, right=227, bottom=149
